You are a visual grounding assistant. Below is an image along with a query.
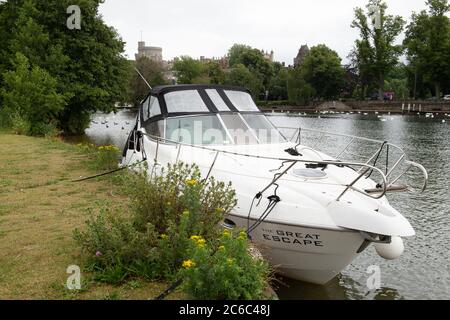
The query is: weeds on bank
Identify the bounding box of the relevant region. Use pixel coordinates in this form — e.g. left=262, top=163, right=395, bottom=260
left=74, top=162, right=270, bottom=299
left=76, top=143, right=120, bottom=171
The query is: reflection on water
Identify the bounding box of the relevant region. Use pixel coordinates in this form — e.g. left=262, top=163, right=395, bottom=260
left=74, top=109, right=449, bottom=300
left=275, top=274, right=404, bottom=300
left=64, top=110, right=138, bottom=150
left=269, top=112, right=450, bottom=300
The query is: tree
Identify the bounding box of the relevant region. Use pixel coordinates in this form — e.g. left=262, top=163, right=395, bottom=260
left=351, top=0, right=405, bottom=100
left=301, top=45, right=345, bottom=99
left=227, top=44, right=274, bottom=90
left=268, top=62, right=289, bottom=101
left=228, top=44, right=252, bottom=67
left=225, top=64, right=263, bottom=99
left=384, top=63, right=409, bottom=100
left=342, top=65, right=359, bottom=99
left=0, top=0, right=131, bottom=134
left=204, top=61, right=225, bottom=85
left=130, top=56, right=166, bottom=106
left=404, top=0, right=450, bottom=99
left=172, top=56, right=205, bottom=84
left=287, top=67, right=315, bottom=106
left=0, top=53, right=67, bottom=135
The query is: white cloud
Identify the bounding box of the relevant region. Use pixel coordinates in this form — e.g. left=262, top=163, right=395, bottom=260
left=99, top=0, right=428, bottom=64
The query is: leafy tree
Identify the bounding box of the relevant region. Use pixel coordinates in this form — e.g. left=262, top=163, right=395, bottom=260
left=348, top=40, right=376, bottom=99
left=268, top=64, right=289, bottom=101
left=0, top=53, right=67, bottom=135
left=130, top=56, right=167, bottom=106
left=172, top=56, right=205, bottom=84
left=384, top=63, right=409, bottom=99
left=301, top=45, right=345, bottom=99
left=351, top=0, right=405, bottom=100
left=227, top=44, right=274, bottom=89
left=204, top=61, right=225, bottom=85
left=228, top=44, right=252, bottom=67
left=342, top=65, right=359, bottom=99
left=404, top=0, right=450, bottom=99
left=225, top=64, right=263, bottom=99
left=287, top=67, right=315, bottom=106
left=0, top=0, right=131, bottom=135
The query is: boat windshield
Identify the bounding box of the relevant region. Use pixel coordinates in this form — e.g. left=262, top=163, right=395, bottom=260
left=165, top=114, right=285, bottom=145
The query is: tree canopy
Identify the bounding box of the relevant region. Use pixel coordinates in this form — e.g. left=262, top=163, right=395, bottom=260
left=228, top=44, right=274, bottom=88
left=301, top=45, right=345, bottom=99
left=172, top=56, right=206, bottom=84
left=224, top=64, right=263, bottom=99
left=404, top=0, right=450, bottom=99
left=129, top=56, right=167, bottom=106
left=0, top=0, right=130, bottom=135
left=350, top=0, right=405, bottom=100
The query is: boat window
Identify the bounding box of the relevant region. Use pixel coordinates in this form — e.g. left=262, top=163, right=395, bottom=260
left=149, top=97, right=161, bottom=118
left=145, top=120, right=164, bottom=138
left=241, top=114, right=286, bottom=143
left=206, top=89, right=229, bottom=111
left=166, top=115, right=231, bottom=145
left=224, top=90, right=259, bottom=112
left=165, top=90, right=209, bottom=113
left=220, top=114, right=258, bottom=145
left=142, top=96, right=151, bottom=121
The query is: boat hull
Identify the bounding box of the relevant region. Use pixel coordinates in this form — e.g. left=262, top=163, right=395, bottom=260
left=227, top=214, right=366, bottom=285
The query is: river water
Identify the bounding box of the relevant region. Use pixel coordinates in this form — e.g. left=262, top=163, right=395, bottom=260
left=78, top=109, right=449, bottom=300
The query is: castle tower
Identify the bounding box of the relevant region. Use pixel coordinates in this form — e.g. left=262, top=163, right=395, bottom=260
left=294, top=44, right=310, bottom=67
left=135, top=41, right=163, bottom=62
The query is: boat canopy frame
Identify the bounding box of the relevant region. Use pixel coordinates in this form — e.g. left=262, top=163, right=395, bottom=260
left=139, top=84, right=263, bottom=124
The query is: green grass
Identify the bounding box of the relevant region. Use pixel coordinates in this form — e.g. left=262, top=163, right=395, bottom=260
left=0, top=133, right=185, bottom=300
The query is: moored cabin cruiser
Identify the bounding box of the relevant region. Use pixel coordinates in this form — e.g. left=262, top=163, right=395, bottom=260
left=122, top=84, right=428, bottom=284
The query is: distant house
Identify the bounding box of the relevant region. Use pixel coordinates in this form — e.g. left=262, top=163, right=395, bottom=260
left=293, top=44, right=310, bottom=68
left=199, top=55, right=230, bottom=69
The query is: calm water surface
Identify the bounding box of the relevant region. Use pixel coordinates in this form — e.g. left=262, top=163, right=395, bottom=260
left=79, top=110, right=449, bottom=300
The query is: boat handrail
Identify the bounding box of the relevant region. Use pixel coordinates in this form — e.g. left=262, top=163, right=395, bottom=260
left=276, top=126, right=428, bottom=195
left=139, top=131, right=388, bottom=201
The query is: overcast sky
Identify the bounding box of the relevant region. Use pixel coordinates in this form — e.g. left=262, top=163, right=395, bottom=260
left=98, top=0, right=429, bottom=65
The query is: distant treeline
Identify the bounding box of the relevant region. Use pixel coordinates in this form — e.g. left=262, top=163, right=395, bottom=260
left=0, top=0, right=448, bottom=137
left=134, top=0, right=449, bottom=106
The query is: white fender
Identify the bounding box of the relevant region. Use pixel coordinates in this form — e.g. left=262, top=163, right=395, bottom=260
left=375, top=236, right=405, bottom=260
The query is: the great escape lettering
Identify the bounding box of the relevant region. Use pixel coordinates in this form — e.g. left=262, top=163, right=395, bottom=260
left=262, top=230, right=324, bottom=247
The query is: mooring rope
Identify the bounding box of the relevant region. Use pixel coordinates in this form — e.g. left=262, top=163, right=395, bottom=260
left=70, top=159, right=147, bottom=182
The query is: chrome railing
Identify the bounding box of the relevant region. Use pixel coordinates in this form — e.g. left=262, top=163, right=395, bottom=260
left=277, top=126, right=428, bottom=195
left=137, top=131, right=392, bottom=201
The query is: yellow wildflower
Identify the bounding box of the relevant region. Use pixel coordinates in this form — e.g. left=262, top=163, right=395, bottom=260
left=238, top=231, right=247, bottom=241
left=227, top=258, right=234, bottom=266
left=182, top=259, right=195, bottom=269
left=182, top=210, right=190, bottom=217
left=218, top=245, right=225, bottom=251
left=223, top=229, right=231, bottom=237
left=185, top=179, right=198, bottom=186
left=190, top=235, right=201, bottom=241
left=160, top=234, right=168, bottom=240
left=197, top=238, right=206, bottom=247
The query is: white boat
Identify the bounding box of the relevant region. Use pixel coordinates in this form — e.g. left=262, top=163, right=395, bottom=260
left=121, top=85, right=428, bottom=285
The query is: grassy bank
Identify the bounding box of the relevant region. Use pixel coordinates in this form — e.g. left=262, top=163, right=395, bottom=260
left=0, top=133, right=186, bottom=299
